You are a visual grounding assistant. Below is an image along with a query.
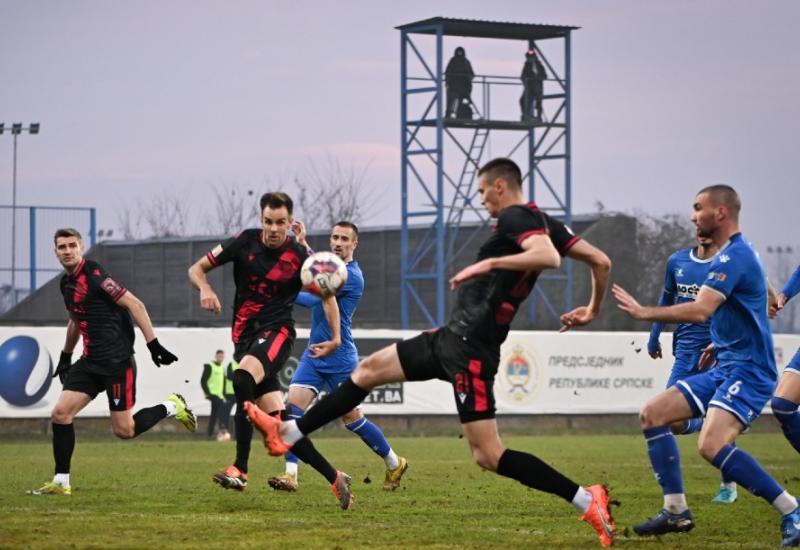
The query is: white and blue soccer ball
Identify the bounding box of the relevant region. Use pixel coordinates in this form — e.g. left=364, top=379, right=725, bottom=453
left=301, top=252, right=347, bottom=297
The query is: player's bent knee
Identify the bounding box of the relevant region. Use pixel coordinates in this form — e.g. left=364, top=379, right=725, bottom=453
left=341, top=408, right=362, bottom=424
left=112, top=425, right=135, bottom=439
left=697, top=435, right=723, bottom=462
left=51, top=408, right=74, bottom=424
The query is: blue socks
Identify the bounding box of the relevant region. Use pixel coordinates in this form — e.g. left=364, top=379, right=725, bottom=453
left=284, top=403, right=305, bottom=466
left=712, top=444, right=783, bottom=502
left=644, top=426, right=684, bottom=495
left=346, top=416, right=391, bottom=457
left=679, top=417, right=703, bottom=435
left=771, top=397, right=800, bottom=454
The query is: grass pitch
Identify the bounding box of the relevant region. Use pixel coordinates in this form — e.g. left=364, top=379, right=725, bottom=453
left=1, top=432, right=798, bottom=549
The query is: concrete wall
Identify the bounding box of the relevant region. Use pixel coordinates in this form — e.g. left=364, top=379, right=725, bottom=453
left=2, top=214, right=639, bottom=331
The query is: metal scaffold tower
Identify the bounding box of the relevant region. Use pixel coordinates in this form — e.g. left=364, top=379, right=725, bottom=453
left=397, top=17, right=578, bottom=328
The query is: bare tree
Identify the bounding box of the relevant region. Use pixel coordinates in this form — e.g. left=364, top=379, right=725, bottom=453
left=140, top=193, right=192, bottom=238
left=205, top=183, right=259, bottom=236
left=633, top=210, right=696, bottom=307
left=291, top=156, right=380, bottom=229
left=116, top=207, right=144, bottom=240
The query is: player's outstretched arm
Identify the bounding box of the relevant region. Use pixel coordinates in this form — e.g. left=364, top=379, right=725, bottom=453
left=309, top=294, right=341, bottom=358
left=559, top=239, right=611, bottom=331
left=612, top=284, right=723, bottom=324
left=778, top=265, right=800, bottom=310
left=117, top=291, right=178, bottom=366
left=188, top=256, right=222, bottom=314
left=449, top=233, right=560, bottom=289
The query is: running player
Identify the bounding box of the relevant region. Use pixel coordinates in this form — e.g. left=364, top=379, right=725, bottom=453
left=613, top=185, right=800, bottom=546
left=188, top=191, right=355, bottom=509
left=248, top=159, right=618, bottom=547
left=771, top=264, right=800, bottom=454
left=28, top=228, right=196, bottom=496
left=268, top=221, right=407, bottom=493
left=647, top=235, right=738, bottom=503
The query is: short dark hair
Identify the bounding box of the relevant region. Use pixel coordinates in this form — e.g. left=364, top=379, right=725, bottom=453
left=478, top=158, right=522, bottom=189
left=215, top=349, right=224, bottom=355
left=53, top=228, right=82, bottom=245
left=260, top=192, right=293, bottom=215
left=334, top=220, right=359, bottom=239
left=698, top=184, right=741, bottom=220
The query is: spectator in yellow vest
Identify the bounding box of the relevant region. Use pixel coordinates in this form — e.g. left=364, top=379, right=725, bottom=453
left=201, top=350, right=227, bottom=440
left=218, top=359, right=238, bottom=441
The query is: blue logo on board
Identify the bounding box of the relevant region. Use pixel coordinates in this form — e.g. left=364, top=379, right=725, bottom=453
left=0, top=335, right=53, bottom=406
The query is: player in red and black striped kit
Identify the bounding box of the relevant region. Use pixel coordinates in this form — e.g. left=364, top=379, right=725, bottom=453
left=253, top=159, right=620, bottom=546
left=188, top=191, right=355, bottom=509
left=28, top=228, right=197, bottom=496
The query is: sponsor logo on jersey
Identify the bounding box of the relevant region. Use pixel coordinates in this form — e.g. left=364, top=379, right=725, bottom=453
left=674, top=268, right=684, bottom=278
left=676, top=283, right=701, bottom=300
left=708, top=271, right=727, bottom=282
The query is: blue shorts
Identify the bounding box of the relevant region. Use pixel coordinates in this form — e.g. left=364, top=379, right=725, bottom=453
left=665, top=352, right=703, bottom=389
left=675, top=364, right=777, bottom=427
left=290, top=350, right=357, bottom=395
left=785, top=348, right=800, bottom=376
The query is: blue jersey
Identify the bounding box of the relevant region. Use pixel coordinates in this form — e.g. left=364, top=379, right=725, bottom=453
left=295, top=260, right=363, bottom=369
left=652, top=247, right=714, bottom=355
left=782, top=264, right=800, bottom=302
left=703, top=233, right=776, bottom=379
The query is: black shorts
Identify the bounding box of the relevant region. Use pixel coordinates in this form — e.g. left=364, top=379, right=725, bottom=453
left=234, top=326, right=294, bottom=398
left=63, top=357, right=137, bottom=412
left=396, top=327, right=499, bottom=423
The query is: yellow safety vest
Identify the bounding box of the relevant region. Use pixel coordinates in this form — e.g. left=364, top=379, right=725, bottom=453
left=224, top=360, right=238, bottom=396
left=206, top=361, right=225, bottom=398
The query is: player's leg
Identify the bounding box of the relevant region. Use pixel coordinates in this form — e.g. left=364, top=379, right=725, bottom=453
left=771, top=350, right=800, bottom=453
left=28, top=389, right=93, bottom=495
left=268, top=385, right=316, bottom=491
left=700, top=405, right=800, bottom=546
left=634, top=381, right=699, bottom=536
left=341, top=406, right=407, bottom=491
left=274, top=343, right=407, bottom=449
left=462, top=418, right=615, bottom=546
left=107, top=359, right=196, bottom=438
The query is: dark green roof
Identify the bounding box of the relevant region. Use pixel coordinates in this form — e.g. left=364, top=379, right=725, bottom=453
left=396, top=17, right=578, bottom=41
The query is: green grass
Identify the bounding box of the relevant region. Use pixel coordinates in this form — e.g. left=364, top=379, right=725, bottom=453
left=1, top=433, right=798, bottom=549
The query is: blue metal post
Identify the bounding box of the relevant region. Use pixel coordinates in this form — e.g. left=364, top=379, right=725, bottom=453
left=564, top=31, right=574, bottom=311
left=435, top=25, right=445, bottom=326
left=29, top=206, right=36, bottom=292
left=400, top=31, right=409, bottom=328
left=89, top=207, right=97, bottom=248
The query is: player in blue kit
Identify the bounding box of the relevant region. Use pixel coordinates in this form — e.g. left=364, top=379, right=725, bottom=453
left=647, top=236, right=738, bottom=503
left=613, top=185, right=800, bottom=547
left=268, top=221, right=408, bottom=493
left=771, top=264, right=800, bottom=454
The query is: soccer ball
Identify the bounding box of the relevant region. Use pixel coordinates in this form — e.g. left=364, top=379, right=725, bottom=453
left=300, top=252, right=348, bottom=297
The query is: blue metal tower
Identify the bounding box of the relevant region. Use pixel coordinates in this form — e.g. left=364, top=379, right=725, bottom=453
left=397, top=17, right=578, bottom=328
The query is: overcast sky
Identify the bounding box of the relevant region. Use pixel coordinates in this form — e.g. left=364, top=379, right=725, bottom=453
left=1, top=1, right=799, bottom=267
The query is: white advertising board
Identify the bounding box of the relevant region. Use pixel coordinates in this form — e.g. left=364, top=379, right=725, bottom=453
left=1, top=327, right=798, bottom=418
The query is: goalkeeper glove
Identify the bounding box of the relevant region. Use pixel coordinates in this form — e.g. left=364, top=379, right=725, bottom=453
left=147, top=338, right=178, bottom=367
left=52, top=351, right=73, bottom=385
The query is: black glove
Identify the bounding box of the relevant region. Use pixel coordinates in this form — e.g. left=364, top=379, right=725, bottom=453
left=147, top=338, right=178, bottom=367
left=52, top=351, right=73, bottom=385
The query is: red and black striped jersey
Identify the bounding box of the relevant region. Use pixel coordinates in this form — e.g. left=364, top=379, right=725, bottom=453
left=448, top=202, right=580, bottom=347
left=60, top=259, right=135, bottom=363
left=206, top=228, right=308, bottom=344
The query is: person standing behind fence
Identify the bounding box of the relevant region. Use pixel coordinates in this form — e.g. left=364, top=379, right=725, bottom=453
left=201, top=350, right=227, bottom=440
left=218, top=358, right=238, bottom=441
